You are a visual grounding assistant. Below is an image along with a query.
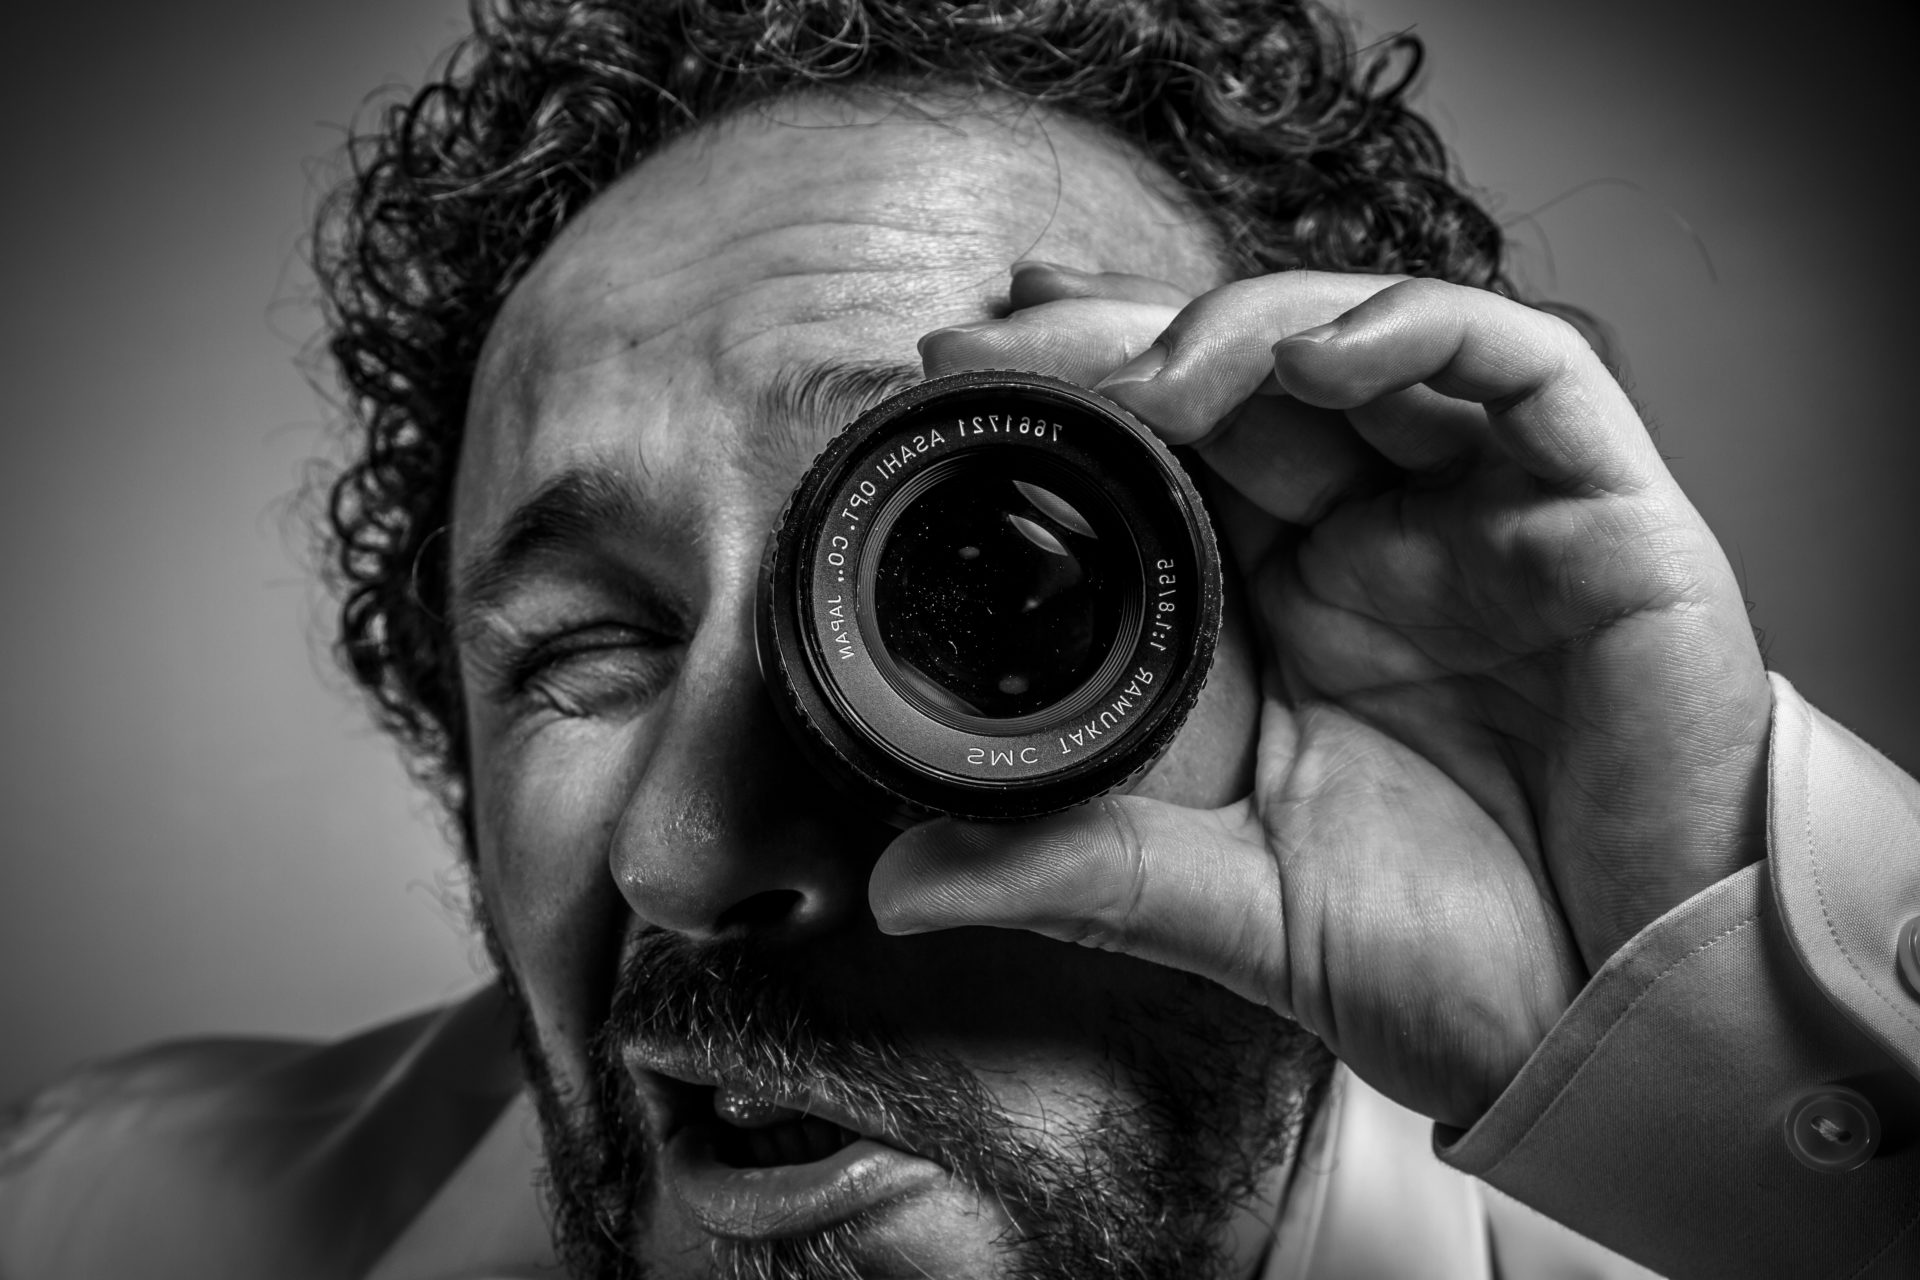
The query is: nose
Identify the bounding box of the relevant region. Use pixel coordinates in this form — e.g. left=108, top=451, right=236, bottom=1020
left=607, top=596, right=883, bottom=942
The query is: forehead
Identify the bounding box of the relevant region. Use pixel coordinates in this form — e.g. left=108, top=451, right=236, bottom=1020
left=452, top=94, right=1224, bottom=571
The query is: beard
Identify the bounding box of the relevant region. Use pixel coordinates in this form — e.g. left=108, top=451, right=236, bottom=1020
left=492, top=924, right=1333, bottom=1280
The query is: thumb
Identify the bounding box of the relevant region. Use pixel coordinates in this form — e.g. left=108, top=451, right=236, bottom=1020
left=869, top=795, right=1289, bottom=1014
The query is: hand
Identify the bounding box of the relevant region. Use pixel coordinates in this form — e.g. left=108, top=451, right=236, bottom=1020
left=868, top=265, right=1773, bottom=1127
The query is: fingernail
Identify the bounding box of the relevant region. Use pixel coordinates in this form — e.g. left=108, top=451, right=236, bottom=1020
left=1275, top=320, right=1342, bottom=349
left=1011, top=259, right=1081, bottom=276
left=917, top=321, right=999, bottom=356
left=869, top=892, right=934, bottom=935
left=1094, top=342, right=1168, bottom=391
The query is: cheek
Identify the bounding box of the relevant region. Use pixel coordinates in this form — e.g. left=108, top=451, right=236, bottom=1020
left=1130, top=571, right=1259, bottom=808
left=471, top=715, right=644, bottom=1080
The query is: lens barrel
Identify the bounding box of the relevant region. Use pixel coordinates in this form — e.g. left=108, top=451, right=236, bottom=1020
left=757, top=370, right=1221, bottom=824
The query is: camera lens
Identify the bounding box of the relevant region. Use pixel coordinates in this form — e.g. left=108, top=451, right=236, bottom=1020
left=872, top=462, right=1128, bottom=723
left=757, top=370, right=1221, bottom=824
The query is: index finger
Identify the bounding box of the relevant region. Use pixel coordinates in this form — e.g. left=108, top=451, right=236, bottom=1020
left=1092, top=270, right=1408, bottom=446
left=1271, top=278, right=1663, bottom=493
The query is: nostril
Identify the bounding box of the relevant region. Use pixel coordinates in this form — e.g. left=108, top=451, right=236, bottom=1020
left=713, top=888, right=804, bottom=935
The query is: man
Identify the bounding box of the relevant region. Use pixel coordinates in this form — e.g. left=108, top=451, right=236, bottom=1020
left=3, top=1, right=1915, bottom=1277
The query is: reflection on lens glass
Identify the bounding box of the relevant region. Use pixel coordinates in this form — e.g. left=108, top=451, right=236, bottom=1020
left=875, top=471, right=1120, bottom=719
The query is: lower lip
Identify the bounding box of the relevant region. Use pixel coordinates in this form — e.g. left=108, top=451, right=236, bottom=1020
left=664, top=1124, right=947, bottom=1240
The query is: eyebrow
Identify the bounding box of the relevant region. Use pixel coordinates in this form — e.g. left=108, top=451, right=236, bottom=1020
left=452, top=465, right=643, bottom=641
left=452, top=356, right=925, bottom=635
left=756, top=358, right=925, bottom=459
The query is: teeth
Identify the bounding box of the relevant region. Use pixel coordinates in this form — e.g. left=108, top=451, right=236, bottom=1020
left=705, top=1084, right=864, bottom=1168
left=713, top=1087, right=799, bottom=1129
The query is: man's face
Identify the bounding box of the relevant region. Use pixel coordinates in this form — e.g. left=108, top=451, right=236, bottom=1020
left=451, top=94, right=1326, bottom=1279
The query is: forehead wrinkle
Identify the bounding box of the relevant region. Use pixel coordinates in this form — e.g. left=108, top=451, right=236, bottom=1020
left=511, top=236, right=986, bottom=389
left=642, top=98, right=1074, bottom=227
left=553, top=119, right=1129, bottom=317
left=489, top=105, right=1219, bottom=403
left=578, top=118, right=1072, bottom=274
left=647, top=222, right=1013, bottom=318
left=702, top=278, right=982, bottom=376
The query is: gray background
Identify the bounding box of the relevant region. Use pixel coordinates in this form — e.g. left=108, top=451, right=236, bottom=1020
left=3, top=0, right=1915, bottom=1102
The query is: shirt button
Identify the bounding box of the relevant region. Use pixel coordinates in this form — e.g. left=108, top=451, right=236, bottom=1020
left=1899, top=916, right=1920, bottom=999
left=1785, top=1087, right=1880, bottom=1172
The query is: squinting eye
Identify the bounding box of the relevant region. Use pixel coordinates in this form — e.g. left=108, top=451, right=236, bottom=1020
left=510, top=626, right=678, bottom=719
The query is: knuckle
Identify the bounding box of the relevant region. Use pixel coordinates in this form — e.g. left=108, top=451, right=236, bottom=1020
left=1389, top=274, right=1454, bottom=301
left=1374, top=274, right=1456, bottom=319
left=1530, top=309, right=1594, bottom=370
left=1168, top=269, right=1417, bottom=351
left=1536, top=308, right=1587, bottom=350
left=1165, top=274, right=1266, bottom=338
left=1083, top=798, right=1151, bottom=933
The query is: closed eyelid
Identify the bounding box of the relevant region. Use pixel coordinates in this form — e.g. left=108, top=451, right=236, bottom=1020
left=513, top=631, right=682, bottom=720
left=454, top=568, right=695, bottom=704
left=453, top=466, right=650, bottom=635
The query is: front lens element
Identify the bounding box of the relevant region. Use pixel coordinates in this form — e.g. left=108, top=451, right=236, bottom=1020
left=757, top=370, right=1222, bottom=824
left=874, top=470, right=1121, bottom=719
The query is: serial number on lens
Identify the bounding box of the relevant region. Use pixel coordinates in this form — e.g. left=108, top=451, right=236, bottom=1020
left=952, top=412, right=1065, bottom=441
left=868, top=415, right=1067, bottom=484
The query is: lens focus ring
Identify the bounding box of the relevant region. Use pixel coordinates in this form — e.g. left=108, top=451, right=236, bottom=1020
left=757, top=370, right=1222, bottom=824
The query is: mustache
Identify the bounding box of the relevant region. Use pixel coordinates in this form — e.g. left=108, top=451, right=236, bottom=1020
left=591, top=928, right=1045, bottom=1199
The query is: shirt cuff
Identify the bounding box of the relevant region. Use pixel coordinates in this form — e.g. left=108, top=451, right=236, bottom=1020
left=1435, top=675, right=1920, bottom=1280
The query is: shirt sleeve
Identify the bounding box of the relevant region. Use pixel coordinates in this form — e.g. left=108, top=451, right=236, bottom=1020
left=1435, top=674, right=1920, bottom=1280
left=0, top=990, right=519, bottom=1279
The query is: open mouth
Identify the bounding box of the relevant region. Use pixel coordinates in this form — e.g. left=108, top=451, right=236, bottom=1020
left=701, top=1084, right=864, bottom=1168
left=632, top=1054, right=893, bottom=1158
left=628, top=1048, right=948, bottom=1241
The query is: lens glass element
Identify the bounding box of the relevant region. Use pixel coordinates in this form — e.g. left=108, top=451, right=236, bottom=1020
left=760, top=369, right=1221, bottom=822
left=873, top=470, right=1120, bottom=719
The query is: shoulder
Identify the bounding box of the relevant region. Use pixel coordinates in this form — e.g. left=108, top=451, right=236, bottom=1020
left=0, top=987, right=520, bottom=1280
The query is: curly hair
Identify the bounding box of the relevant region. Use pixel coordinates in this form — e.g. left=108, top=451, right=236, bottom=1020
left=313, top=0, right=1517, bottom=841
